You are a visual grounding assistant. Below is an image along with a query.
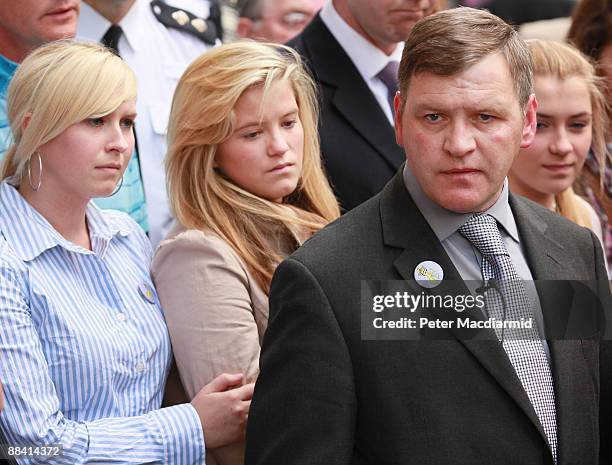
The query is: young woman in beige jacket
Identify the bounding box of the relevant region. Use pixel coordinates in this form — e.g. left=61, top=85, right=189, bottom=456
left=152, top=41, right=340, bottom=465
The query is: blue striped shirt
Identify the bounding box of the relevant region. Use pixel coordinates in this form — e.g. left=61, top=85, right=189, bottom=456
left=0, top=181, right=205, bottom=464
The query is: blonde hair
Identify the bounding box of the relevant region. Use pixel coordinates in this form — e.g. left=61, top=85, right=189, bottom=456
left=556, top=187, right=596, bottom=229
left=166, top=41, right=339, bottom=293
left=527, top=40, right=609, bottom=226
left=1, top=40, right=137, bottom=182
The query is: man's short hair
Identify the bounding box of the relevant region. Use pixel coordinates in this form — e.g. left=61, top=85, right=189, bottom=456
left=398, top=7, right=533, bottom=110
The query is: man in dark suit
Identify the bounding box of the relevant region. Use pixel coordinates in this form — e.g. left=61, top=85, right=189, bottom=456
left=288, top=0, right=442, bottom=211
left=245, top=7, right=611, bottom=465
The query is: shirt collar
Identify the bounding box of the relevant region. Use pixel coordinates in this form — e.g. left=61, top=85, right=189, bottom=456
left=319, top=2, right=403, bottom=81
left=77, top=0, right=145, bottom=53
left=86, top=199, right=134, bottom=243
left=0, top=54, right=18, bottom=96
left=402, top=164, right=520, bottom=243
left=0, top=182, right=132, bottom=261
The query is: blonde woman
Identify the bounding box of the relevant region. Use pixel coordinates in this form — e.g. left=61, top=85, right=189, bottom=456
left=152, top=41, right=340, bottom=465
left=509, top=40, right=608, bottom=250
left=0, top=41, right=253, bottom=465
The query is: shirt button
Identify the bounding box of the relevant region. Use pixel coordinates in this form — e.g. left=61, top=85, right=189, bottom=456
left=116, top=313, right=127, bottom=322
left=135, top=362, right=145, bottom=373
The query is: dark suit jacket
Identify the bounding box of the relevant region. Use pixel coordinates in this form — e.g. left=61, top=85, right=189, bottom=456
left=473, top=0, right=576, bottom=25
left=288, top=14, right=405, bottom=212
left=245, top=170, right=611, bottom=465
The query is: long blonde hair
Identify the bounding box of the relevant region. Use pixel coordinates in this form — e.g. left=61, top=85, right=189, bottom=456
left=527, top=40, right=609, bottom=227
left=2, top=40, right=137, bottom=183
left=166, top=41, right=339, bottom=293
left=556, top=187, right=596, bottom=228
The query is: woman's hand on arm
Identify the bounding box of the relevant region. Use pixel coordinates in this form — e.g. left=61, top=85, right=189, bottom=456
left=190, top=373, right=255, bottom=448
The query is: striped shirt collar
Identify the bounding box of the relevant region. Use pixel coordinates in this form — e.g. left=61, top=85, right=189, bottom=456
left=0, top=181, right=133, bottom=261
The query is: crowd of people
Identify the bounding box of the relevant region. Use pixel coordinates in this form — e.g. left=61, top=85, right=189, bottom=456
left=0, top=1, right=610, bottom=464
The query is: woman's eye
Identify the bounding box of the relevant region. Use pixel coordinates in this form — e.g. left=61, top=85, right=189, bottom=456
left=244, top=131, right=261, bottom=139
left=569, top=122, right=587, bottom=130
left=87, top=117, right=104, bottom=127
left=121, top=118, right=135, bottom=129
left=282, top=119, right=297, bottom=129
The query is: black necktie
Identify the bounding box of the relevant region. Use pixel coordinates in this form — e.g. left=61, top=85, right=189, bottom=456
left=101, top=24, right=123, bottom=56
left=99, top=24, right=145, bottom=198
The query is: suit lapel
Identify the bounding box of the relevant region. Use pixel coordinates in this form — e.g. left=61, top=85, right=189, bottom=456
left=510, top=195, right=598, bottom=464
left=508, top=194, right=565, bottom=280
left=508, top=195, right=570, bottom=340
left=300, top=15, right=405, bottom=171
left=380, top=174, right=552, bottom=449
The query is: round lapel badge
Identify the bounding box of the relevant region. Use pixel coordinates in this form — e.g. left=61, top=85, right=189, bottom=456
left=414, top=261, right=443, bottom=288
left=139, top=282, right=156, bottom=304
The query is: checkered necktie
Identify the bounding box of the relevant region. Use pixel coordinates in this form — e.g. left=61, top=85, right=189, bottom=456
left=459, top=214, right=557, bottom=463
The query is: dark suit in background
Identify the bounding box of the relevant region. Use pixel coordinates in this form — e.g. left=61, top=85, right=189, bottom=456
left=459, top=0, right=576, bottom=25
left=288, top=14, right=405, bottom=211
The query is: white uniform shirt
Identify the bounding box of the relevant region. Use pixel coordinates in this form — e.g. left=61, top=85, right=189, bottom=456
left=78, top=0, right=216, bottom=246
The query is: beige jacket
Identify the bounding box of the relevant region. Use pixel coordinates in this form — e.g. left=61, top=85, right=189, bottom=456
left=152, top=222, right=307, bottom=465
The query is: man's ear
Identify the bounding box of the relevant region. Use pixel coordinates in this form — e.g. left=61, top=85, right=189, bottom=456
left=393, top=92, right=403, bottom=146
left=520, top=93, right=537, bottom=148
left=236, top=17, right=255, bottom=39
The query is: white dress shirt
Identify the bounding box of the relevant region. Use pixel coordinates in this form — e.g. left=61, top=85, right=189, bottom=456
left=78, top=0, right=216, bottom=246
left=320, top=1, right=403, bottom=125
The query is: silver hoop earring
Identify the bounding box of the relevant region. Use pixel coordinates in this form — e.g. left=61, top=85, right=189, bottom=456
left=108, top=176, right=124, bottom=197
left=27, top=152, right=42, bottom=192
